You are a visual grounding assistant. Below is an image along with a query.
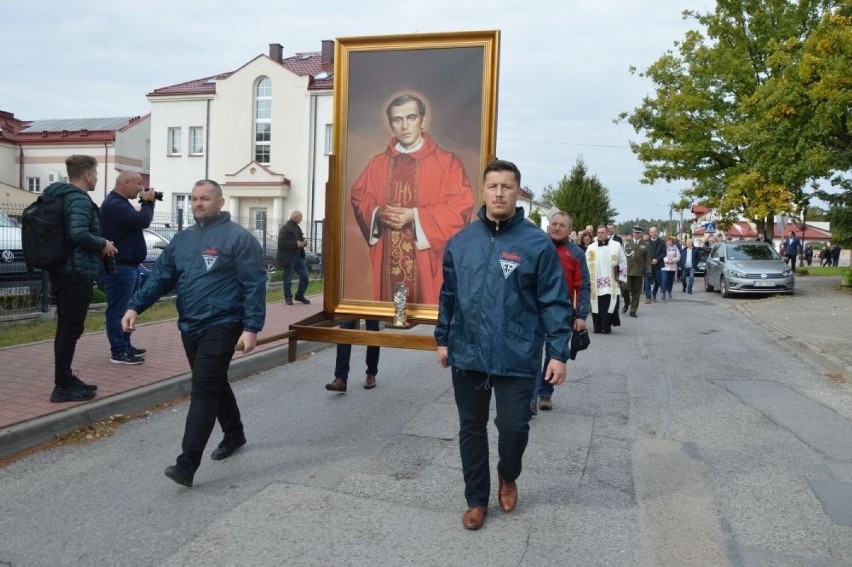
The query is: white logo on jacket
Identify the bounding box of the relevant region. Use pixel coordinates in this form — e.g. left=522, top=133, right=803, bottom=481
left=500, top=260, right=519, bottom=279
left=203, top=255, right=218, bottom=271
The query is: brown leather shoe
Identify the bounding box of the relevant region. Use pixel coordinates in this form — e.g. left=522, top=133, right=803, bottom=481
left=497, top=471, right=517, bottom=512
left=325, top=378, right=347, bottom=392
left=364, top=374, right=376, bottom=389
left=462, top=506, right=487, bottom=530
left=538, top=396, right=553, bottom=411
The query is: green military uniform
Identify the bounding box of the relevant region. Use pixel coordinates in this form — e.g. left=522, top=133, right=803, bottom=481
left=623, top=228, right=650, bottom=317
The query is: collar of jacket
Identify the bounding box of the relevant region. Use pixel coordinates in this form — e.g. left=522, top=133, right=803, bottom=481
left=196, top=211, right=230, bottom=229
left=477, top=206, right=525, bottom=235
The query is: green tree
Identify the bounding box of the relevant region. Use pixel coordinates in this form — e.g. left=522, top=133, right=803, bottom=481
left=541, top=158, right=618, bottom=230
left=619, top=0, right=841, bottom=236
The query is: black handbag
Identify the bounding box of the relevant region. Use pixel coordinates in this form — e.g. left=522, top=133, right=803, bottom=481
left=568, top=289, right=590, bottom=360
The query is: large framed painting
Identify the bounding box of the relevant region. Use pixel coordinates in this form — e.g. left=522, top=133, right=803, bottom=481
left=326, top=30, right=500, bottom=323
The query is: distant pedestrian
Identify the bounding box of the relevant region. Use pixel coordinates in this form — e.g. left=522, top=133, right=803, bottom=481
left=660, top=236, right=681, bottom=300
left=819, top=247, right=830, bottom=266
left=586, top=225, right=627, bottom=333
left=644, top=226, right=665, bottom=302
left=831, top=243, right=841, bottom=267
left=46, top=155, right=117, bottom=403
left=622, top=226, right=650, bottom=317
left=784, top=231, right=801, bottom=270
left=277, top=210, right=310, bottom=305
left=435, top=159, right=573, bottom=531
left=123, top=179, right=267, bottom=488
left=679, top=239, right=700, bottom=294
left=804, top=244, right=813, bottom=266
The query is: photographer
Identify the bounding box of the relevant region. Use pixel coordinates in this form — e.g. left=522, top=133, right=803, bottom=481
left=99, top=171, right=156, bottom=364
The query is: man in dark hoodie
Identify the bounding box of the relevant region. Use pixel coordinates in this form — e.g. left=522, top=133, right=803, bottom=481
left=45, top=155, right=117, bottom=403
left=100, top=170, right=156, bottom=365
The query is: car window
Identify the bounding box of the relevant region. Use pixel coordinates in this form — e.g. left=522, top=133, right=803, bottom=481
left=0, top=212, right=17, bottom=228
left=728, top=244, right=778, bottom=260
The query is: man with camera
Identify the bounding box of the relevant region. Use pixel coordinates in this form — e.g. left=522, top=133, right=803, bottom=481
left=100, top=170, right=156, bottom=364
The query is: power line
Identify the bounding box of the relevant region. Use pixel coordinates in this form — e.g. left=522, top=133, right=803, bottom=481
left=499, top=137, right=630, bottom=150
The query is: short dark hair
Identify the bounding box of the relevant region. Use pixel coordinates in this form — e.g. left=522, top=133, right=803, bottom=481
left=65, top=154, right=98, bottom=180
left=483, top=159, right=521, bottom=186
left=195, top=179, right=223, bottom=197
left=386, top=95, right=426, bottom=121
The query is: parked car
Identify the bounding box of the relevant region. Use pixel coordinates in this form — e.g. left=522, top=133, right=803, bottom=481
left=0, top=211, right=42, bottom=300
left=695, top=246, right=711, bottom=277
left=142, top=228, right=172, bottom=271
left=704, top=241, right=794, bottom=297
left=249, top=229, right=322, bottom=278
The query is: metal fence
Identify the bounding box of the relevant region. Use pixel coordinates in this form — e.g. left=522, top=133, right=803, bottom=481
left=0, top=202, right=322, bottom=319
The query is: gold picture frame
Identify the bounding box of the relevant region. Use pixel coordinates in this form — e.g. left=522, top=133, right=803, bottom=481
left=325, top=30, right=500, bottom=323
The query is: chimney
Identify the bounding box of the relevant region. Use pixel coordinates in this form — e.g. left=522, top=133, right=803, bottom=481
left=269, top=43, right=284, bottom=63
left=321, top=39, right=334, bottom=71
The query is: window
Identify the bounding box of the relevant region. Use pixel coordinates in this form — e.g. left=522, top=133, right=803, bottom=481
left=254, top=77, right=271, bottom=164
left=26, top=177, right=41, bottom=192
left=251, top=208, right=268, bottom=231
left=324, top=124, right=333, bottom=155
left=168, top=127, right=182, bottom=156
left=189, top=127, right=204, bottom=155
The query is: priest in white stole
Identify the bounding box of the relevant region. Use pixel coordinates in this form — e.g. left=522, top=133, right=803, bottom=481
left=586, top=225, right=627, bottom=334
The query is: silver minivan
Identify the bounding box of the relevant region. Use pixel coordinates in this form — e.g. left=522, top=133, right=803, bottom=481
left=704, top=241, right=795, bottom=297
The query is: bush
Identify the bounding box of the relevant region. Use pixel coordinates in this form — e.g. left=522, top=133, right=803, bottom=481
left=92, top=288, right=107, bottom=303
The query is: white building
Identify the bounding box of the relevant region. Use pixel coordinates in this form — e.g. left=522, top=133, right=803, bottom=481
left=147, top=42, right=333, bottom=244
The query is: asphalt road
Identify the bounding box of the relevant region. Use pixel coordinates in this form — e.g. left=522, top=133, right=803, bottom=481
left=1, top=287, right=851, bottom=566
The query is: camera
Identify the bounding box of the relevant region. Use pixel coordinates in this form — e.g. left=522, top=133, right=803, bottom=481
left=139, top=187, right=164, bottom=203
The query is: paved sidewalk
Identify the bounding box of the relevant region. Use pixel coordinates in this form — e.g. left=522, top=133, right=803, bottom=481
left=0, top=295, right=324, bottom=458
left=734, top=276, right=852, bottom=381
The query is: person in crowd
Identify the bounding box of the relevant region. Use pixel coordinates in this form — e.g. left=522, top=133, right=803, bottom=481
left=803, top=244, right=813, bottom=266
left=679, top=239, right=700, bottom=294
left=276, top=210, right=311, bottom=305
left=435, top=159, right=572, bottom=531
left=831, top=243, right=841, bottom=267
left=123, top=179, right=266, bottom=488
left=660, top=236, right=681, bottom=299
left=578, top=231, right=593, bottom=251
left=99, top=170, right=156, bottom=365
left=325, top=320, right=380, bottom=392
left=819, top=246, right=830, bottom=267
left=45, top=155, right=117, bottom=402
left=607, top=223, right=623, bottom=245
left=622, top=226, right=650, bottom=317
left=350, top=94, right=475, bottom=304
left=586, top=225, right=627, bottom=333
left=532, top=211, right=589, bottom=413
left=643, top=226, right=666, bottom=302
left=784, top=230, right=801, bottom=270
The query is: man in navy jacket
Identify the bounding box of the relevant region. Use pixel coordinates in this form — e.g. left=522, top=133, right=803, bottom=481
left=435, top=160, right=573, bottom=530
left=100, top=170, right=155, bottom=364
left=123, top=179, right=266, bottom=488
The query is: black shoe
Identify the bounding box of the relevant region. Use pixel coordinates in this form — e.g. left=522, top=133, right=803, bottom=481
left=110, top=352, right=144, bottom=365
left=71, top=374, right=97, bottom=391
left=621, top=305, right=629, bottom=313
left=285, top=298, right=294, bottom=305
left=294, top=295, right=311, bottom=304
left=128, top=346, right=147, bottom=358
left=164, top=465, right=194, bottom=487
left=50, top=384, right=96, bottom=403
left=211, top=435, right=247, bottom=461
left=630, top=312, right=637, bottom=318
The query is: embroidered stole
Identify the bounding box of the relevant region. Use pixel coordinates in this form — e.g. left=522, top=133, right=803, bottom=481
left=381, top=154, right=419, bottom=302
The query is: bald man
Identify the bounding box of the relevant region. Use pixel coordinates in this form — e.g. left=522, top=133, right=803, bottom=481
left=99, top=170, right=156, bottom=364
left=276, top=210, right=311, bottom=304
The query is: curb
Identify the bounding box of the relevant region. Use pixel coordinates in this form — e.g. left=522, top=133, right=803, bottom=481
left=0, top=340, right=330, bottom=460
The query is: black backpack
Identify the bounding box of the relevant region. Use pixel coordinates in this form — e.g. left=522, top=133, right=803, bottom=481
left=22, top=194, right=74, bottom=270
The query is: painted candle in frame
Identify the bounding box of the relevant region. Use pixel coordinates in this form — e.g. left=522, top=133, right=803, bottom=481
left=332, top=30, right=499, bottom=321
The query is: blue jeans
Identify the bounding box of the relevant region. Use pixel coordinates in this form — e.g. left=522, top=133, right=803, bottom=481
left=103, top=263, right=140, bottom=357
left=644, top=267, right=662, bottom=298
left=283, top=256, right=309, bottom=300
left=682, top=266, right=695, bottom=292
left=335, top=319, right=380, bottom=381
left=452, top=369, right=535, bottom=507
left=661, top=270, right=675, bottom=295
left=533, top=354, right=555, bottom=401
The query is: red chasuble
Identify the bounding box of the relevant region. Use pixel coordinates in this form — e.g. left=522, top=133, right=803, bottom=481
left=351, top=133, right=475, bottom=304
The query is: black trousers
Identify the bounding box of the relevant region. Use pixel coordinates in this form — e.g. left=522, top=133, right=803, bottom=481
left=177, top=322, right=244, bottom=472
left=452, top=369, right=535, bottom=507
left=50, top=271, right=94, bottom=387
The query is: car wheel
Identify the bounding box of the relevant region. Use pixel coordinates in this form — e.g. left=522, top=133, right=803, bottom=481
left=265, top=263, right=276, bottom=281
left=720, top=276, right=731, bottom=298
left=704, top=275, right=714, bottom=292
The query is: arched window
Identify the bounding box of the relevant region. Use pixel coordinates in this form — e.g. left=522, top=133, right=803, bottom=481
left=254, top=77, right=271, bottom=164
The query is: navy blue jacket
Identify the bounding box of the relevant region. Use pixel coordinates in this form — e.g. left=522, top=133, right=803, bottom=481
left=648, top=237, right=666, bottom=269
left=129, top=212, right=266, bottom=335
left=678, top=246, right=701, bottom=270
left=435, top=207, right=573, bottom=379
left=100, top=190, right=154, bottom=265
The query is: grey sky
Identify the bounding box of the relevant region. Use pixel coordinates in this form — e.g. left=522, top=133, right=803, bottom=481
left=2, top=0, right=714, bottom=222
